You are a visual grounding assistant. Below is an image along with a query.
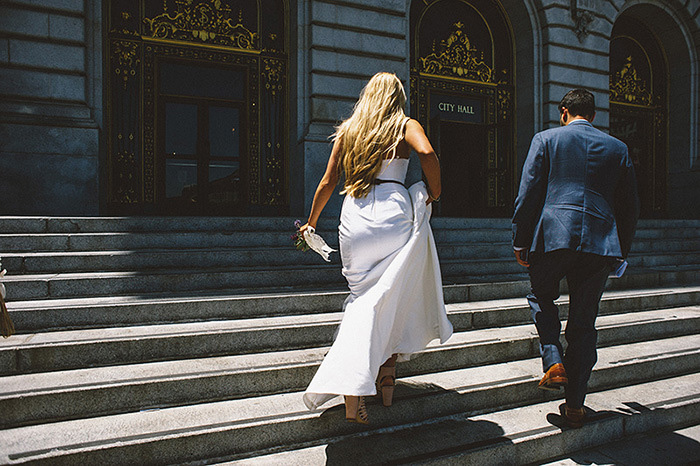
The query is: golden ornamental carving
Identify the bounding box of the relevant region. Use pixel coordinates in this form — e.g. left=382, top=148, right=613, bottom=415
left=143, top=0, right=258, bottom=50
left=114, top=148, right=138, bottom=203
left=420, top=22, right=494, bottom=83
left=497, top=88, right=511, bottom=122
left=112, top=41, right=140, bottom=90
left=262, top=57, right=283, bottom=98
left=610, top=56, right=653, bottom=106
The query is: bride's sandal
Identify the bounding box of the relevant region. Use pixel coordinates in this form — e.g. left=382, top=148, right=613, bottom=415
left=344, top=395, right=369, bottom=424
left=376, top=366, right=396, bottom=407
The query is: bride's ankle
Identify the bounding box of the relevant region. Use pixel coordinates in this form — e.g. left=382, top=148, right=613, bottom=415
left=382, top=354, right=398, bottom=368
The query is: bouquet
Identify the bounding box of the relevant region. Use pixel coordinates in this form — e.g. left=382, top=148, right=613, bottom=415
left=291, top=220, right=337, bottom=262
left=291, top=219, right=310, bottom=252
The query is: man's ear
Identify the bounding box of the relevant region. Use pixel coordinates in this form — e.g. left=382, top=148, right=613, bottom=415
left=589, top=112, right=596, bottom=123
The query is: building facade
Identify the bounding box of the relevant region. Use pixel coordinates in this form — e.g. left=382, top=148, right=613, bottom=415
left=1, top=0, right=699, bottom=218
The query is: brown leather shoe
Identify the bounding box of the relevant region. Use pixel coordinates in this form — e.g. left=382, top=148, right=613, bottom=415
left=559, top=403, right=586, bottom=428
left=538, top=363, right=568, bottom=391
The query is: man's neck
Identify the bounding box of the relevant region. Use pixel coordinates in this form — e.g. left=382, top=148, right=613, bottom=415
left=566, top=116, right=589, bottom=125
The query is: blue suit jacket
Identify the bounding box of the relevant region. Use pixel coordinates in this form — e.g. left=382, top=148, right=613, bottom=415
left=512, top=119, right=639, bottom=258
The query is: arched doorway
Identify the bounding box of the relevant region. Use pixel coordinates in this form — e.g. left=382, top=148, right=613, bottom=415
left=609, top=16, right=668, bottom=218
left=410, top=0, right=515, bottom=218
left=106, top=0, right=288, bottom=216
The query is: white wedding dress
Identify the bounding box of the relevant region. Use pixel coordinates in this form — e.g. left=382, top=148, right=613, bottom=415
left=303, top=158, right=453, bottom=410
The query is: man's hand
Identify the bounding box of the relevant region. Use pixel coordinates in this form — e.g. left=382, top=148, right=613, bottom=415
left=514, top=249, right=530, bottom=268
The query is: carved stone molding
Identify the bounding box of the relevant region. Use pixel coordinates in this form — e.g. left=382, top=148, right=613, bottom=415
left=570, top=0, right=594, bottom=42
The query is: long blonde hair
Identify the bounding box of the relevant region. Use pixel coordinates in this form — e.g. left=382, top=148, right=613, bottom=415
left=333, top=72, right=408, bottom=198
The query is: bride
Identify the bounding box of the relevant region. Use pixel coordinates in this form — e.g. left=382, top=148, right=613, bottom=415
left=300, top=72, right=453, bottom=424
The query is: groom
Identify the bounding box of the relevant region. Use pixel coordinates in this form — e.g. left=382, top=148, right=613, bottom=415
left=512, top=89, right=639, bottom=427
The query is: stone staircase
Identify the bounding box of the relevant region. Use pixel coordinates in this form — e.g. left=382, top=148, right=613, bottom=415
left=0, top=217, right=699, bottom=464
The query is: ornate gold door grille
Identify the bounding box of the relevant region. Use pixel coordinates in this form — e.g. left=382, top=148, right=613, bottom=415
left=609, top=16, right=668, bottom=217
left=106, top=0, right=288, bottom=215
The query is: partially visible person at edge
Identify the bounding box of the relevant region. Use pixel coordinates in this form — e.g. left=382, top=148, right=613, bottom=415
left=299, top=72, right=453, bottom=424
left=512, top=89, right=640, bottom=428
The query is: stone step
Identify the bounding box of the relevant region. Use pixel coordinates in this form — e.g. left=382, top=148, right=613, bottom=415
left=0, top=217, right=343, bottom=234
left=0, top=243, right=517, bottom=274
left=432, top=217, right=700, bottom=230
left=0, top=229, right=515, bottom=252
left=1, top=324, right=697, bottom=430
left=631, top=227, right=700, bottom=240
left=1, top=224, right=698, bottom=253
left=4, top=279, right=534, bottom=333
left=227, top=372, right=700, bottom=465
left=4, top=249, right=700, bottom=301
left=441, top=252, right=700, bottom=283
left=1, top=302, right=697, bottom=381
left=0, top=229, right=513, bottom=253
left=0, top=265, right=345, bottom=301
left=1, top=216, right=697, bottom=234
left=1, top=345, right=697, bottom=464
left=3, top=239, right=699, bottom=275
left=5, top=276, right=696, bottom=334
left=540, top=423, right=700, bottom=465
left=0, top=247, right=344, bottom=274
left=0, top=231, right=340, bottom=253
left=435, top=225, right=700, bottom=244
left=629, top=237, right=700, bottom=253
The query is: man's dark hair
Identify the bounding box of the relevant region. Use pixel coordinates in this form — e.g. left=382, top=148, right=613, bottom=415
left=558, top=89, right=595, bottom=119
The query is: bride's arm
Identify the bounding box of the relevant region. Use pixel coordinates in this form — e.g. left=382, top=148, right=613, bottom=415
left=300, top=139, right=342, bottom=234
left=404, top=119, right=441, bottom=202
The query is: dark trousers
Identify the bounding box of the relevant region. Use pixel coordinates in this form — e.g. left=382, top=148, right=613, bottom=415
left=527, top=249, right=612, bottom=409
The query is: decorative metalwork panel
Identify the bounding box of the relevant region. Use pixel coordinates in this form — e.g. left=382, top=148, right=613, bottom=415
left=610, top=56, right=653, bottom=106
left=419, top=21, right=494, bottom=83
left=109, top=39, right=142, bottom=204
left=497, top=88, right=511, bottom=123
left=261, top=57, right=286, bottom=205
left=143, top=0, right=259, bottom=50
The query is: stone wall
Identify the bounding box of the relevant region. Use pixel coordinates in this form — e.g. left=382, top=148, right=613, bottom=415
left=0, top=0, right=697, bottom=218
left=292, top=0, right=411, bottom=217
left=534, top=0, right=700, bottom=218
left=293, top=0, right=700, bottom=220
left=0, top=0, right=101, bottom=215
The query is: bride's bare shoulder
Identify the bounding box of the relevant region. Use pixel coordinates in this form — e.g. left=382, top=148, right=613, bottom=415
left=405, top=118, right=425, bottom=131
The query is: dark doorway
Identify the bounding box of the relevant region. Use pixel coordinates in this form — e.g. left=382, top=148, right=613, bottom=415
left=609, top=16, right=668, bottom=217
left=409, top=0, right=515, bottom=218
left=105, top=0, right=288, bottom=215
left=434, top=121, right=487, bottom=217
left=157, top=61, right=247, bottom=215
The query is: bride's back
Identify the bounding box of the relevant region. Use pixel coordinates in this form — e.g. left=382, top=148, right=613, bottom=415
left=334, top=72, right=409, bottom=198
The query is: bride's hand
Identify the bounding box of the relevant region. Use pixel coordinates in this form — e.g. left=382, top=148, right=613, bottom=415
left=426, top=186, right=440, bottom=205
left=299, top=222, right=314, bottom=236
